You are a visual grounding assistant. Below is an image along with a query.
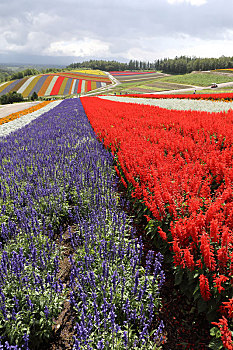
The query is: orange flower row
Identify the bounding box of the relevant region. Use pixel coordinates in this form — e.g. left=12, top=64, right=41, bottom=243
left=0, top=101, right=53, bottom=126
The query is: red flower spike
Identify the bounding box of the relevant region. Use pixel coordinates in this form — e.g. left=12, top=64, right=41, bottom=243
left=199, top=274, right=211, bottom=301
left=212, top=316, right=233, bottom=350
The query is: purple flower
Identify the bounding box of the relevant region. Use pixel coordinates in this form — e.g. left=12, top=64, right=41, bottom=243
left=44, top=305, right=49, bottom=320
left=97, top=339, right=104, bottom=349
left=123, top=331, right=128, bottom=347
left=22, top=333, right=29, bottom=350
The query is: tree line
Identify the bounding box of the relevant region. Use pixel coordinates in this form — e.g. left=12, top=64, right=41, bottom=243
left=0, top=67, right=64, bottom=83
left=67, top=60, right=129, bottom=72
left=68, top=56, right=233, bottom=74
left=154, top=55, right=233, bottom=74
left=0, top=91, right=39, bottom=105
left=67, top=59, right=154, bottom=71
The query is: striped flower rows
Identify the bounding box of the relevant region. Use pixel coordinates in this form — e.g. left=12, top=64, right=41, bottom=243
left=0, top=99, right=164, bottom=349
left=0, top=71, right=111, bottom=98
left=118, top=92, right=233, bottom=102
left=110, top=71, right=157, bottom=76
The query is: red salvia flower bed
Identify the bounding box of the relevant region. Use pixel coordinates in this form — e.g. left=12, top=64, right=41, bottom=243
left=81, top=96, right=233, bottom=349
left=118, top=92, right=233, bottom=101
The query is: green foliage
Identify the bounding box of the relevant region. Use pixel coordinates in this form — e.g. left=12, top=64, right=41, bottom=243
left=209, top=327, right=224, bottom=349
left=154, top=55, right=233, bottom=74
left=68, top=59, right=129, bottom=72
left=10, top=68, right=40, bottom=80
left=0, top=91, right=24, bottom=104
left=30, top=91, right=38, bottom=101
left=0, top=65, right=64, bottom=83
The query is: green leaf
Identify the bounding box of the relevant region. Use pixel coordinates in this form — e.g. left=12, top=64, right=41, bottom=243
left=197, top=298, right=207, bottom=313
left=174, top=269, right=184, bottom=286
left=209, top=339, right=223, bottom=350
left=207, top=309, right=218, bottom=322
left=193, top=290, right=201, bottom=301
left=210, top=327, right=221, bottom=338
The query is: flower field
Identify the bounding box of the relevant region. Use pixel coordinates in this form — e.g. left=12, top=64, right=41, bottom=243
left=0, top=70, right=111, bottom=99
left=99, top=95, right=233, bottom=113
left=0, top=99, right=164, bottom=349
left=81, top=96, right=233, bottom=349
left=110, top=71, right=165, bottom=83
left=110, top=71, right=158, bottom=76
left=118, top=92, right=233, bottom=101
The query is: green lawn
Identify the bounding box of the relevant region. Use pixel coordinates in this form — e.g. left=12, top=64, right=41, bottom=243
left=155, top=72, right=233, bottom=87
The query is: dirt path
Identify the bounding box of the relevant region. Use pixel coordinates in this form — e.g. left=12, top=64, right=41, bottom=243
left=0, top=101, right=42, bottom=119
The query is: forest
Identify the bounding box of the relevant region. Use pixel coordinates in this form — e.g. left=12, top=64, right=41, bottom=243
left=68, top=55, right=233, bottom=74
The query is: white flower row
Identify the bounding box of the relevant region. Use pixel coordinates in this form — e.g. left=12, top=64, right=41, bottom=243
left=98, top=96, right=233, bottom=113
left=0, top=100, right=62, bottom=139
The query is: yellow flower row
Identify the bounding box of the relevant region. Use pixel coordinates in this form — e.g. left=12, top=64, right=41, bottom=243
left=71, top=69, right=107, bottom=76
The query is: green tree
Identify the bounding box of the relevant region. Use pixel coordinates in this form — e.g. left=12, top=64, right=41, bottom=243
left=31, top=91, right=38, bottom=101
left=0, top=94, right=8, bottom=105
left=0, top=91, right=24, bottom=105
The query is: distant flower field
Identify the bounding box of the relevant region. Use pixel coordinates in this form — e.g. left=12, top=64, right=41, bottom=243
left=110, top=71, right=157, bottom=76
left=118, top=92, right=233, bottom=101
left=110, top=71, right=165, bottom=83
left=0, top=70, right=112, bottom=98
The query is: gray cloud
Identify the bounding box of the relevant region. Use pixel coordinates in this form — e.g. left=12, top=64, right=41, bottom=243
left=0, top=0, right=233, bottom=64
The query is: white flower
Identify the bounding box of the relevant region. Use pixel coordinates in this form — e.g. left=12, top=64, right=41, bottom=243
left=99, top=96, right=233, bottom=113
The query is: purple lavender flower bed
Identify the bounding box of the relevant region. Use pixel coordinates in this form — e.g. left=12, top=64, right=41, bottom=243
left=0, top=98, right=165, bottom=349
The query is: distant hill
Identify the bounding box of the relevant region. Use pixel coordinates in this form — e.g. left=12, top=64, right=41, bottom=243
left=0, top=70, right=112, bottom=98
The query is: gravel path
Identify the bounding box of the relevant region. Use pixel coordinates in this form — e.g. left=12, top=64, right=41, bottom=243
left=0, top=101, right=42, bottom=119
left=0, top=100, right=62, bottom=138
left=98, top=96, right=233, bottom=113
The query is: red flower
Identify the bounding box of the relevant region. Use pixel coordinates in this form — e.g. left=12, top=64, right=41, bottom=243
left=222, top=299, right=233, bottom=319
left=217, top=246, right=229, bottom=269
left=144, top=215, right=152, bottom=222
left=183, top=248, right=195, bottom=270
left=200, top=233, right=216, bottom=271
left=158, top=226, right=167, bottom=241
left=199, top=274, right=211, bottom=301
left=209, top=219, right=220, bottom=243
left=213, top=274, right=229, bottom=294
left=212, top=316, right=233, bottom=350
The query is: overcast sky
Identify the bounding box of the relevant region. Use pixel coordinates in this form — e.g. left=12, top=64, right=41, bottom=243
left=0, top=0, right=233, bottom=65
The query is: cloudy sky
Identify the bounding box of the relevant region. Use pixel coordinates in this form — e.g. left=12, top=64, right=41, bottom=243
left=0, top=0, right=233, bottom=65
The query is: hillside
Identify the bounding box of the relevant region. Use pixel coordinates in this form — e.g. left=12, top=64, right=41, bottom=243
left=0, top=70, right=112, bottom=98
left=106, top=71, right=233, bottom=94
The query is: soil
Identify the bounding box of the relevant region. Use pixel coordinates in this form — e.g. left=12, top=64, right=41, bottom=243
left=46, top=227, right=76, bottom=350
